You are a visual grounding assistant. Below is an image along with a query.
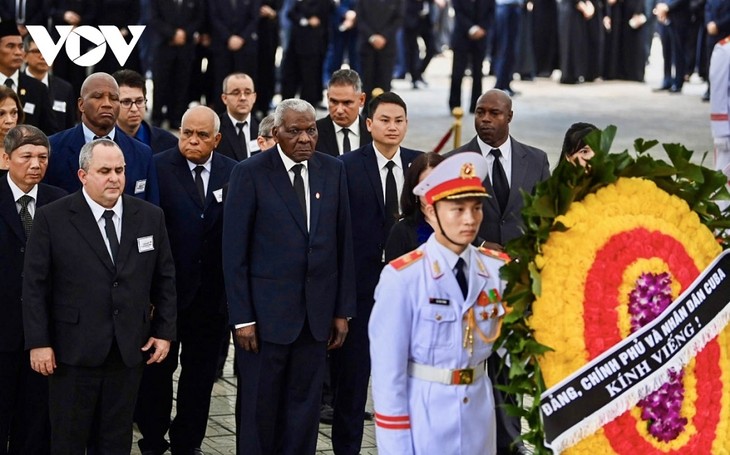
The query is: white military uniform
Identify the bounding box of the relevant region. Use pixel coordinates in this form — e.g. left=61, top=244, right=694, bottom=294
left=710, top=35, right=730, bottom=191
left=369, top=234, right=507, bottom=455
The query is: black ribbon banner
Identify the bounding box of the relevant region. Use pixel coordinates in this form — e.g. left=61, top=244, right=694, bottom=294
left=541, top=250, right=730, bottom=453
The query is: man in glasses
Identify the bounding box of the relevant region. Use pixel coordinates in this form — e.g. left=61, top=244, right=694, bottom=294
left=217, top=72, right=260, bottom=161
left=112, top=69, right=178, bottom=154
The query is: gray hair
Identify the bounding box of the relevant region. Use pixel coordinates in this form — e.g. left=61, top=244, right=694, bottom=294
left=258, top=114, right=275, bottom=137
left=327, top=68, right=363, bottom=93
left=4, top=124, right=50, bottom=156
left=79, top=139, right=120, bottom=171
left=273, top=99, right=315, bottom=128
left=180, top=105, right=221, bottom=134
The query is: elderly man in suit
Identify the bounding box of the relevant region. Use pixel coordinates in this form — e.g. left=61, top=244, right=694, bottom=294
left=112, top=69, right=178, bottom=154
left=217, top=73, right=260, bottom=161
left=223, top=98, right=356, bottom=455
left=23, top=35, right=77, bottom=130
left=135, top=106, right=237, bottom=455
left=22, top=139, right=176, bottom=453
left=448, top=88, right=549, bottom=454
left=0, top=20, right=59, bottom=135
left=0, top=125, right=66, bottom=454
left=44, top=72, right=160, bottom=205
left=334, top=92, right=421, bottom=454
left=316, top=69, right=371, bottom=157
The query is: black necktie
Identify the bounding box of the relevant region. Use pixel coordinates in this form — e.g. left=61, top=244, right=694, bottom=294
left=193, top=165, right=206, bottom=204
left=490, top=149, right=509, bottom=213
left=93, top=135, right=111, bottom=140
left=236, top=121, right=249, bottom=159
left=292, top=164, right=307, bottom=226
left=341, top=128, right=351, bottom=154
left=4, top=79, right=13, bottom=89
left=102, top=210, right=119, bottom=263
left=18, top=195, right=33, bottom=239
left=384, top=161, right=398, bottom=229
left=455, top=258, right=468, bottom=299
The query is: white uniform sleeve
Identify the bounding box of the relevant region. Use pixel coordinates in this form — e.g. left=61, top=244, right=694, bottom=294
left=369, top=266, right=416, bottom=455
left=710, top=43, right=730, bottom=140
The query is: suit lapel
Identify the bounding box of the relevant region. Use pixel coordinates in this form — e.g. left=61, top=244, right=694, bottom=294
left=171, top=151, right=205, bottom=209
left=468, top=137, right=500, bottom=215
left=69, top=192, right=115, bottom=272
left=0, top=181, right=25, bottom=242
left=307, top=154, right=324, bottom=240
left=266, top=151, right=308, bottom=235
left=205, top=153, right=227, bottom=210
left=363, top=145, right=385, bottom=214
left=222, top=120, right=245, bottom=161
left=506, top=138, right=527, bottom=214
left=320, top=118, right=338, bottom=156
left=116, top=196, right=141, bottom=274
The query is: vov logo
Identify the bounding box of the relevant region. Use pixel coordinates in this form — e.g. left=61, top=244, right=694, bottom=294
left=26, top=25, right=146, bottom=67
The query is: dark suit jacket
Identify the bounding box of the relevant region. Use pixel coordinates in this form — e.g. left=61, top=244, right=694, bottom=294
left=0, top=180, right=66, bottom=352
left=339, top=144, right=421, bottom=311
left=150, top=0, right=204, bottom=45
left=223, top=148, right=356, bottom=344
left=137, top=120, right=179, bottom=154
left=45, top=124, right=160, bottom=204
left=451, top=0, right=493, bottom=50
left=449, top=135, right=550, bottom=245
left=315, top=114, right=372, bottom=157
left=209, top=0, right=261, bottom=51
left=22, top=192, right=177, bottom=368
left=0, top=0, right=48, bottom=23
left=46, top=73, right=78, bottom=130
left=356, top=0, right=403, bottom=46
left=216, top=113, right=260, bottom=161
left=154, top=148, right=237, bottom=314
left=17, top=72, right=61, bottom=135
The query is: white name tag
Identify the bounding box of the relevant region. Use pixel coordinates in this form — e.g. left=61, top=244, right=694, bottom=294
left=23, top=102, right=35, bottom=115
left=249, top=139, right=260, bottom=152
left=137, top=235, right=154, bottom=253
left=213, top=188, right=223, bottom=203
left=134, top=179, right=146, bottom=194
left=53, top=100, right=67, bottom=112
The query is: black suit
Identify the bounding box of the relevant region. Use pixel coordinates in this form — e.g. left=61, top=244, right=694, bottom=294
left=333, top=144, right=421, bottom=454
left=216, top=113, right=260, bottom=161
left=0, top=178, right=66, bottom=455
left=356, top=0, right=404, bottom=99
left=223, top=148, right=356, bottom=454
left=449, top=0, right=493, bottom=111
left=136, top=148, right=237, bottom=454
left=43, top=73, right=78, bottom=130
left=315, top=115, right=371, bottom=156
left=22, top=192, right=177, bottom=453
left=16, top=73, right=61, bottom=135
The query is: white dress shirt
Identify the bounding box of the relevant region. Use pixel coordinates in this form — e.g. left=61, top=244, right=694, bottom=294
left=373, top=145, right=404, bottom=212
left=7, top=174, right=38, bottom=217
left=477, top=136, right=513, bottom=186
left=82, top=188, right=123, bottom=260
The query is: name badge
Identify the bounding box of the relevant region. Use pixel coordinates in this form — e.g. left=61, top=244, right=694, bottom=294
left=53, top=100, right=67, bottom=112
left=135, top=179, right=146, bottom=194
left=429, top=298, right=450, bottom=306
left=249, top=139, right=260, bottom=152
left=137, top=235, right=154, bottom=253
left=23, top=102, right=35, bottom=115
left=213, top=188, right=223, bottom=203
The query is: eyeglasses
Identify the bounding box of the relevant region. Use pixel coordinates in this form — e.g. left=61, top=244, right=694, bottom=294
left=224, top=89, right=255, bottom=98
left=26, top=49, right=42, bottom=55
left=120, top=98, right=146, bottom=109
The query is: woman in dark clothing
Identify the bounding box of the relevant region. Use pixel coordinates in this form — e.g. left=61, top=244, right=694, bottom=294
left=384, top=152, right=444, bottom=261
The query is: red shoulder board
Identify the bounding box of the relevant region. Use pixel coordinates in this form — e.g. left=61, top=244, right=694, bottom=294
left=478, top=247, right=511, bottom=262
left=721, top=35, right=730, bottom=46
left=389, top=249, right=424, bottom=271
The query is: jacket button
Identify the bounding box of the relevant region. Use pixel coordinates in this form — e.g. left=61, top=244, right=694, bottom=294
left=113, top=282, right=119, bottom=287
left=113, top=309, right=119, bottom=315
left=435, top=314, right=442, bottom=321
left=20, top=247, right=24, bottom=253
left=463, top=397, right=469, bottom=404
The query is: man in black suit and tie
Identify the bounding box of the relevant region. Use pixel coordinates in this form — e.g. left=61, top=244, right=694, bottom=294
left=0, top=21, right=59, bottom=135
left=448, top=88, right=549, bottom=454
left=217, top=73, right=260, bottom=161
left=22, top=139, right=177, bottom=453
left=135, top=106, right=237, bottom=455
left=334, top=92, right=421, bottom=454
left=23, top=35, right=77, bottom=130
left=112, top=69, right=178, bottom=154
left=0, top=125, right=66, bottom=454
left=223, top=98, right=356, bottom=455
left=315, top=69, right=371, bottom=157
left=356, top=0, right=404, bottom=100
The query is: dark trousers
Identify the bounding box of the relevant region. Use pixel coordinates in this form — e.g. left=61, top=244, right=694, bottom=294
left=153, top=43, right=195, bottom=127
left=330, top=313, right=371, bottom=455
left=0, top=351, right=50, bottom=454
left=135, top=305, right=228, bottom=454
left=211, top=46, right=259, bottom=113
left=658, top=18, right=689, bottom=90
left=360, top=43, right=396, bottom=100
left=236, top=322, right=327, bottom=455
left=449, top=38, right=488, bottom=110
left=281, top=48, right=325, bottom=106
left=48, top=343, right=143, bottom=455
left=323, top=28, right=360, bottom=87
left=493, top=3, right=522, bottom=90
left=404, top=15, right=437, bottom=82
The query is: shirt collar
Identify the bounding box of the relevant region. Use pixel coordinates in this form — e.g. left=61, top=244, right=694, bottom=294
left=228, top=112, right=251, bottom=128
left=373, top=144, right=401, bottom=169
left=277, top=145, right=308, bottom=172
left=477, top=135, right=512, bottom=162
left=82, top=123, right=116, bottom=143
left=429, top=234, right=472, bottom=272
left=82, top=187, right=123, bottom=221
left=186, top=153, right=213, bottom=172
left=334, top=118, right=360, bottom=137
left=1, top=70, right=19, bottom=89
left=24, top=68, right=48, bottom=86
left=6, top=173, right=38, bottom=202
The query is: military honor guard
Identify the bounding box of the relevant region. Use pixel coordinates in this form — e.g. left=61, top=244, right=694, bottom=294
left=369, top=152, right=508, bottom=454
left=710, top=35, right=730, bottom=190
